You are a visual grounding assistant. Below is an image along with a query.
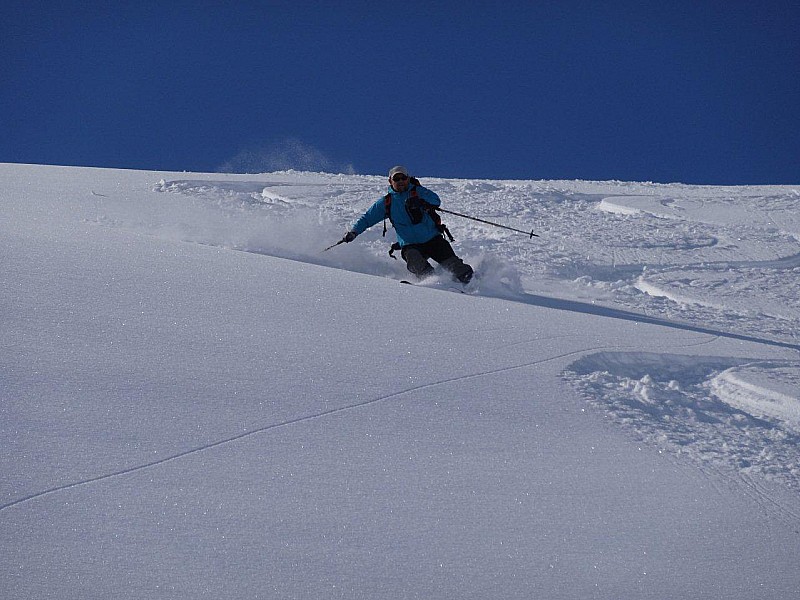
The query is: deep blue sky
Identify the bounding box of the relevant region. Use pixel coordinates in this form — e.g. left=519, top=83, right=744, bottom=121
left=3, top=1, right=798, bottom=184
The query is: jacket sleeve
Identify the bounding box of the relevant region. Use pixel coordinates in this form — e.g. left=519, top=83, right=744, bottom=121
left=351, top=198, right=388, bottom=235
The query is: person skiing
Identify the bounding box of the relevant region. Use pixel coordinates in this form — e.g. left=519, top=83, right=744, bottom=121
left=341, top=166, right=474, bottom=284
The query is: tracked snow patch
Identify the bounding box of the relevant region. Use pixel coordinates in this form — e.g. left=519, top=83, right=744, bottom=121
left=565, top=352, right=800, bottom=489
left=144, top=173, right=800, bottom=350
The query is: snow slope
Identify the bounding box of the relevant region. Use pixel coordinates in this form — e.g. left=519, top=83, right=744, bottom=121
left=2, top=163, right=799, bottom=599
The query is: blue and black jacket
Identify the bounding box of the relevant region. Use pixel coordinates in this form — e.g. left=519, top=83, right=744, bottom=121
left=351, top=183, right=442, bottom=247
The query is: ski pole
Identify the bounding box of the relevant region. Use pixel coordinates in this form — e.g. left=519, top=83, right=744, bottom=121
left=436, top=208, right=539, bottom=238
left=322, top=238, right=346, bottom=252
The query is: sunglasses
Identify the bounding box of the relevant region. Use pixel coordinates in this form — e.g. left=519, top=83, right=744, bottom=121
left=391, top=173, right=409, bottom=182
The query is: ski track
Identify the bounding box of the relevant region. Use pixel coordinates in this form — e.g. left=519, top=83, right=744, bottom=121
left=701, top=461, right=800, bottom=527
left=735, top=472, right=800, bottom=526
left=0, top=346, right=609, bottom=514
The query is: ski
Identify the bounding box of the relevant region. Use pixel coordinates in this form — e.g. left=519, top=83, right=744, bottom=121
left=399, top=279, right=467, bottom=293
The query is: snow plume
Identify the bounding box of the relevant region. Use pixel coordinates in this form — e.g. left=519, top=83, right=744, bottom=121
left=463, top=252, right=524, bottom=298
left=149, top=176, right=403, bottom=279
left=218, top=137, right=356, bottom=174
left=239, top=211, right=403, bottom=279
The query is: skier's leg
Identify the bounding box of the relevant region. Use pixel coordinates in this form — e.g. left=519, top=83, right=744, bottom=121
left=440, top=256, right=474, bottom=283
left=425, top=236, right=474, bottom=283
left=401, top=246, right=435, bottom=280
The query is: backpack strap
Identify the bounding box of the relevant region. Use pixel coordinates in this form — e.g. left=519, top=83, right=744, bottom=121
left=383, top=193, right=392, bottom=237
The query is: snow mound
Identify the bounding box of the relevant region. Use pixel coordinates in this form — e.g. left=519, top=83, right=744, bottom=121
left=710, top=363, right=800, bottom=433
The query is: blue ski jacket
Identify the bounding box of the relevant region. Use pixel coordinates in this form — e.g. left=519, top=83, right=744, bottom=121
left=351, top=183, right=442, bottom=247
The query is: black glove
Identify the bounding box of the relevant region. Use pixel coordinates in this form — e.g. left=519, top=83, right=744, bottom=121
left=343, top=231, right=358, bottom=243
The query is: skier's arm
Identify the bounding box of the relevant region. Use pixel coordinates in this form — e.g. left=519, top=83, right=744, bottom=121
left=349, top=198, right=388, bottom=236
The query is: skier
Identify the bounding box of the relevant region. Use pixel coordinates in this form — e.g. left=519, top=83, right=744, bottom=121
left=342, top=166, right=474, bottom=284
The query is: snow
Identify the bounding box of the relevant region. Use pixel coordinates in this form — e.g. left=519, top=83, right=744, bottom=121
left=2, top=163, right=799, bottom=598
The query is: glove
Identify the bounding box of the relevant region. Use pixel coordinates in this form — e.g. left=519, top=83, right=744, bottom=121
left=343, top=231, right=358, bottom=243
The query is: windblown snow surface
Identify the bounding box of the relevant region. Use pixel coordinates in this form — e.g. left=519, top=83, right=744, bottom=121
left=2, top=163, right=799, bottom=599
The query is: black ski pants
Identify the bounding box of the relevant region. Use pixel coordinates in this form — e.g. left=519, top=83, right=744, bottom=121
left=400, top=235, right=473, bottom=283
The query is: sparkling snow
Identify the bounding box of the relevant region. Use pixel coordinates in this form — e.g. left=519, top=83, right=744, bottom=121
left=2, top=164, right=799, bottom=598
